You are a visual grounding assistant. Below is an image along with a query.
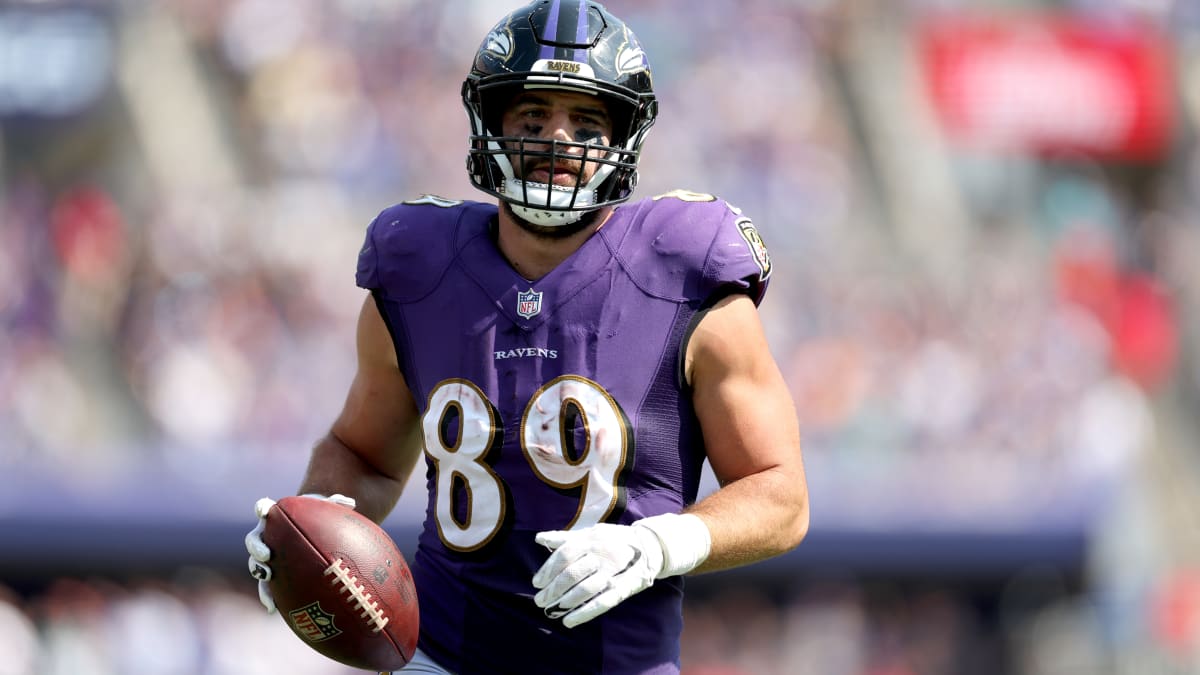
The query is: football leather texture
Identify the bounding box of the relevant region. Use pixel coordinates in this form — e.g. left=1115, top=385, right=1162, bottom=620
left=263, top=496, right=419, bottom=671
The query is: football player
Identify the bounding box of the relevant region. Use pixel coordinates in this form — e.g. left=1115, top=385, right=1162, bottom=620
left=245, top=1, right=809, bottom=673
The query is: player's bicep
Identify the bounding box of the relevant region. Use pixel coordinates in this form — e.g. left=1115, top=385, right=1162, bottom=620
left=329, top=294, right=423, bottom=481
left=685, top=294, right=802, bottom=484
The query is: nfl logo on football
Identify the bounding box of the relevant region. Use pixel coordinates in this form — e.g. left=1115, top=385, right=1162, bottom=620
left=517, top=288, right=542, bottom=319
left=289, top=601, right=342, bottom=643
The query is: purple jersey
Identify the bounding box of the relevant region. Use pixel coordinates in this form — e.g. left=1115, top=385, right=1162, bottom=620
left=355, top=192, right=771, bottom=675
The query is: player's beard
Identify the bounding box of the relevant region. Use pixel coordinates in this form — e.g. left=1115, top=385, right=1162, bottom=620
left=501, top=201, right=603, bottom=239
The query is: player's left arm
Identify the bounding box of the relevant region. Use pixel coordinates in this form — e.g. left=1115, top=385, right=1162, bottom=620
left=532, top=292, right=809, bottom=628
left=683, top=291, right=809, bottom=572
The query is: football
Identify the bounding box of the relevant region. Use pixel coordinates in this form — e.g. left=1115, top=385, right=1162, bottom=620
left=262, top=496, right=419, bottom=671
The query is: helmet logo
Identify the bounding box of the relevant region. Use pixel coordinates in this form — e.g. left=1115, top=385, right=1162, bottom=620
left=517, top=288, right=543, bottom=319
left=616, top=44, right=648, bottom=75
left=484, top=28, right=513, bottom=61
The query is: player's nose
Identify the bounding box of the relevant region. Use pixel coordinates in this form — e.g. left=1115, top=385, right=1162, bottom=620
left=532, top=111, right=575, bottom=144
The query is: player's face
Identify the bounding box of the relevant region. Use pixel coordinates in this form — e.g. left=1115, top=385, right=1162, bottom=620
left=500, top=90, right=613, bottom=188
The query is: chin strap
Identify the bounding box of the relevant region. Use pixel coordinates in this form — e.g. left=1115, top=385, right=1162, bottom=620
left=503, top=177, right=594, bottom=226
left=511, top=203, right=587, bottom=226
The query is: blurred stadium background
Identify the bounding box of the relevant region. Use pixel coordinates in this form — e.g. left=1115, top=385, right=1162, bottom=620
left=1, top=0, right=1199, bottom=673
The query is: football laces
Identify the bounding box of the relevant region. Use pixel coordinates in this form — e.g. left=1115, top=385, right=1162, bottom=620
left=325, top=558, right=390, bottom=633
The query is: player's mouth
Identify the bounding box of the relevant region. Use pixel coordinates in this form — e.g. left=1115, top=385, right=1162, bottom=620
left=525, top=162, right=584, bottom=186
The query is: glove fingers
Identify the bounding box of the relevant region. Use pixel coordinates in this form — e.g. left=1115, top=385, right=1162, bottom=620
left=257, top=580, right=277, bottom=614
left=245, top=525, right=271, bottom=562
left=544, top=572, right=609, bottom=613
left=533, top=555, right=601, bottom=607
left=300, top=493, right=357, bottom=509
left=562, top=585, right=627, bottom=628
left=327, top=493, right=356, bottom=508
left=253, top=497, right=277, bottom=519
left=544, top=606, right=571, bottom=620
left=532, top=522, right=660, bottom=629
left=248, top=557, right=273, bottom=582
left=532, top=542, right=590, bottom=589
left=247, top=496, right=280, bottom=615
left=534, top=529, right=571, bottom=551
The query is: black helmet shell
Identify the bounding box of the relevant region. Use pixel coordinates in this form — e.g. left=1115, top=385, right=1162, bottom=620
left=462, top=1, right=658, bottom=221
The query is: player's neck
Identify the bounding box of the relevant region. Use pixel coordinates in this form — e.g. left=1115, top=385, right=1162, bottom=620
left=495, top=206, right=613, bottom=281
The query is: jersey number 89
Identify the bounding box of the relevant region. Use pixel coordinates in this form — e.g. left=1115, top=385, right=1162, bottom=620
left=421, top=376, right=632, bottom=552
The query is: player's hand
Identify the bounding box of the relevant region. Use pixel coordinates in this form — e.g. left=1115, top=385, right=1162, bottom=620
left=532, top=523, right=662, bottom=628
left=244, top=493, right=357, bottom=613
left=532, top=513, right=711, bottom=628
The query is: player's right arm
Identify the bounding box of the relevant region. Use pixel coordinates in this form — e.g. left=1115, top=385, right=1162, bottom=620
left=246, top=293, right=423, bottom=613
left=298, top=293, right=425, bottom=525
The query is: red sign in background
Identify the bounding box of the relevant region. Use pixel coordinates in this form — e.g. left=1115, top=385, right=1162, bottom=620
left=919, top=13, right=1175, bottom=162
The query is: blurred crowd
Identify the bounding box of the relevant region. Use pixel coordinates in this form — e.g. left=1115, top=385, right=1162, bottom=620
left=2, top=570, right=1198, bottom=675
left=2, top=0, right=1200, bottom=672
left=0, top=0, right=1182, bottom=523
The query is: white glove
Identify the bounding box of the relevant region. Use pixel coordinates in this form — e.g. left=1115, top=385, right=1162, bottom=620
left=245, top=493, right=357, bottom=613
left=532, top=513, right=711, bottom=628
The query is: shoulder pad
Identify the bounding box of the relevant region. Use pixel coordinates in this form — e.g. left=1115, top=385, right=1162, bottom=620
left=611, top=190, right=772, bottom=306
left=356, top=196, right=496, bottom=302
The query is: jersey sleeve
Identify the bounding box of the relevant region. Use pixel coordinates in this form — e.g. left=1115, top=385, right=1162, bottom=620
left=355, top=209, right=387, bottom=291
left=618, top=194, right=773, bottom=308
left=354, top=198, right=482, bottom=302
left=698, top=202, right=772, bottom=306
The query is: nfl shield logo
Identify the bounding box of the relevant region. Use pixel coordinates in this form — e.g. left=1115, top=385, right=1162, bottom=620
left=517, top=288, right=543, bottom=319
left=288, top=601, right=342, bottom=643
